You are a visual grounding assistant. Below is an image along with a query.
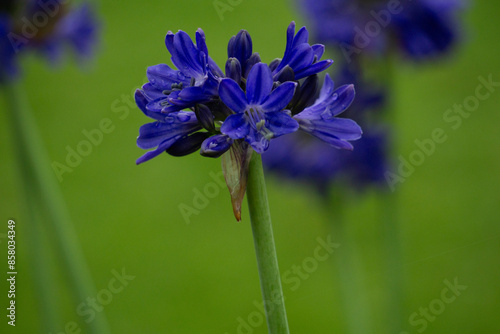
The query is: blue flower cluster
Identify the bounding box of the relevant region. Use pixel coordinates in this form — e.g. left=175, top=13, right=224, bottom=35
left=299, top=0, right=463, bottom=60
left=135, top=22, right=362, bottom=164
left=0, top=0, right=99, bottom=81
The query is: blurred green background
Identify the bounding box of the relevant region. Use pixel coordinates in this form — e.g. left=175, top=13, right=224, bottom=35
left=1, top=0, right=499, bottom=333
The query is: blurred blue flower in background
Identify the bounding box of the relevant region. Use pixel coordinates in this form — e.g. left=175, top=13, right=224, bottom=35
left=262, top=0, right=465, bottom=193
left=0, top=15, right=17, bottom=79
left=0, top=0, right=99, bottom=81
left=299, top=0, right=463, bottom=59
left=35, top=2, right=99, bottom=64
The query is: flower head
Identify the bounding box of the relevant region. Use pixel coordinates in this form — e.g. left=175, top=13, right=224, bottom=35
left=136, top=23, right=362, bottom=162
left=220, top=63, right=299, bottom=153
left=135, top=23, right=363, bottom=219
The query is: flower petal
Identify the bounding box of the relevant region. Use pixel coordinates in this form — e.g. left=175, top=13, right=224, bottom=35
left=292, top=26, right=309, bottom=49
left=221, top=113, right=250, bottom=139
left=279, top=22, right=296, bottom=70
left=166, top=132, right=209, bottom=157
left=136, top=112, right=200, bottom=149
left=227, top=29, right=253, bottom=75
left=284, top=43, right=314, bottom=74
left=136, top=139, right=174, bottom=165
left=135, top=90, right=161, bottom=121
left=177, top=85, right=211, bottom=103
left=244, top=53, right=262, bottom=78
left=147, top=64, right=186, bottom=90
left=225, top=57, right=242, bottom=84
left=246, top=129, right=270, bottom=154
left=167, top=30, right=204, bottom=79
left=142, top=83, right=168, bottom=101
left=195, top=28, right=208, bottom=59
left=312, top=44, right=325, bottom=60
left=265, top=111, right=299, bottom=137
left=294, top=59, right=333, bottom=80
left=219, top=78, right=248, bottom=113
left=200, top=134, right=234, bottom=158
left=296, top=117, right=362, bottom=149
left=325, top=84, right=356, bottom=117
left=272, top=65, right=295, bottom=83
left=261, top=82, right=297, bottom=113
left=295, top=76, right=355, bottom=119
left=246, top=63, right=273, bottom=104
left=194, top=104, right=215, bottom=132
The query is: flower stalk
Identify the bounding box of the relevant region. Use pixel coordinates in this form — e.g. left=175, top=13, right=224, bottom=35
left=4, top=81, right=110, bottom=334
left=246, top=152, right=289, bottom=334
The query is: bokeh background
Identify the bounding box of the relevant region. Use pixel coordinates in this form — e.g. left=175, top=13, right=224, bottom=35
left=1, top=0, right=499, bottom=333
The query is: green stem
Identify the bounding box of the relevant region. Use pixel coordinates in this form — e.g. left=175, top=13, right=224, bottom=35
left=246, top=152, right=289, bottom=334
left=327, top=193, right=372, bottom=334
left=4, top=81, right=110, bottom=334
left=15, top=144, right=61, bottom=332
left=377, top=53, right=406, bottom=332
left=380, top=191, right=404, bottom=333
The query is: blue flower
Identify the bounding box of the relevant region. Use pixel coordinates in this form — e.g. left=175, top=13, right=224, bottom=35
left=39, top=3, right=99, bottom=64
left=135, top=90, right=203, bottom=164
left=299, top=0, right=463, bottom=59
left=142, top=28, right=223, bottom=115
left=0, top=1, right=99, bottom=81
left=293, top=74, right=362, bottom=150
left=135, top=23, right=365, bottom=219
left=219, top=63, right=299, bottom=153
left=271, top=22, right=333, bottom=81
left=136, top=22, right=362, bottom=164
left=341, top=129, right=388, bottom=187
left=392, top=0, right=461, bottom=59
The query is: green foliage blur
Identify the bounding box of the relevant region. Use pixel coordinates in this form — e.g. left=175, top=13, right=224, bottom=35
left=1, top=0, right=499, bottom=333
